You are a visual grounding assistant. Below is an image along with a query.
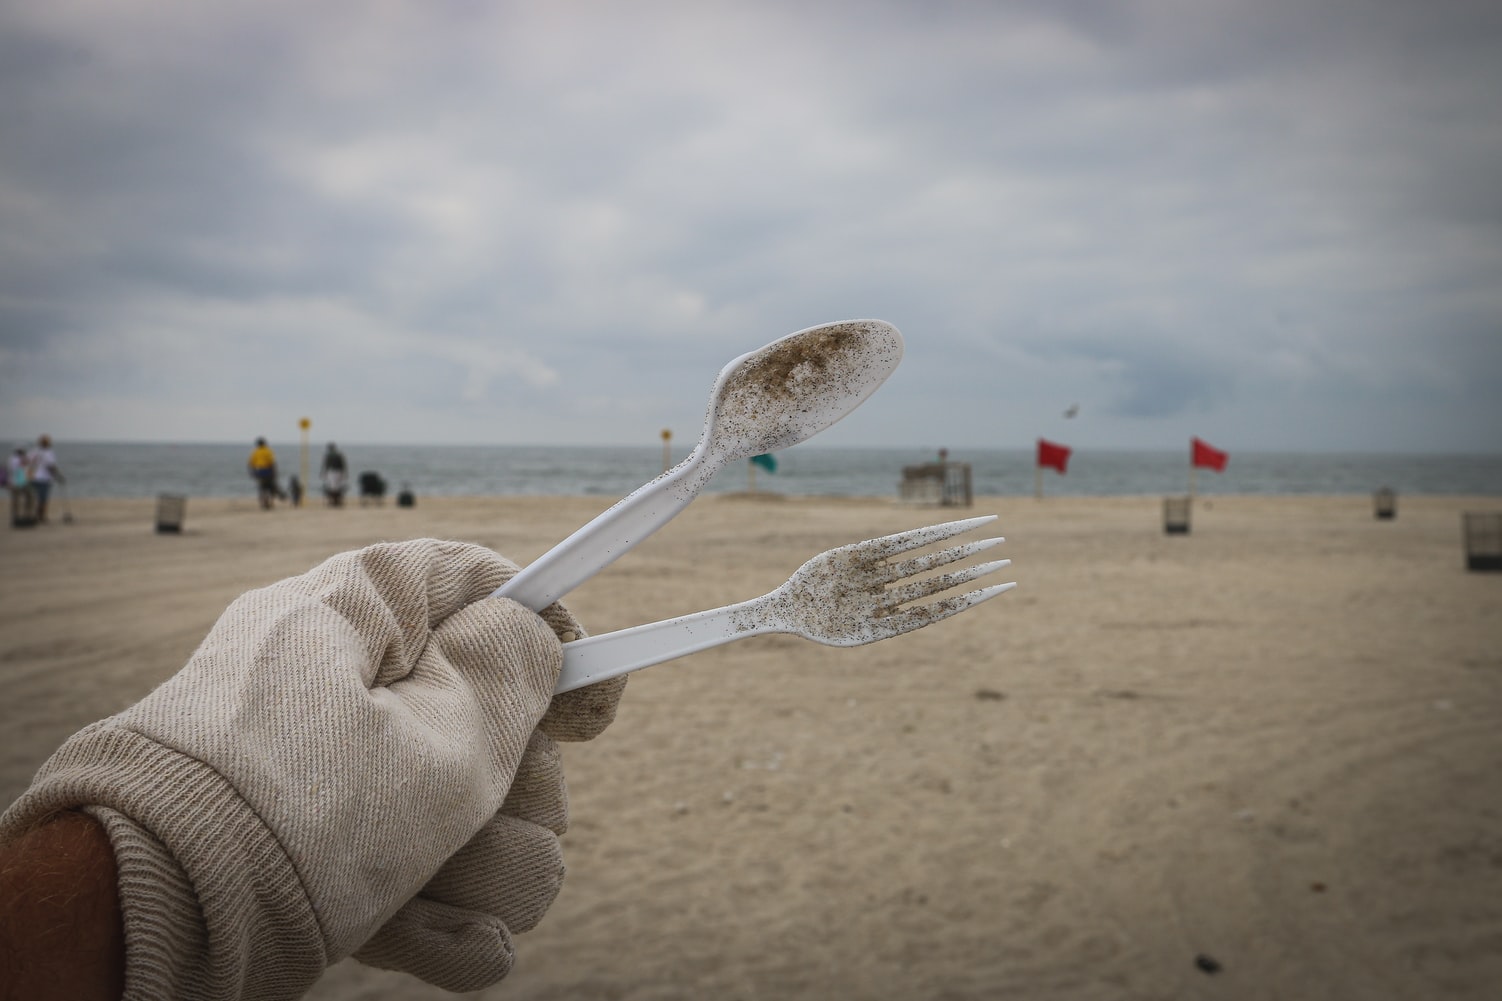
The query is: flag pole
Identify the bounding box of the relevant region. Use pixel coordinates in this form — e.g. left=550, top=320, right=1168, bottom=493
left=1035, top=465, right=1042, bottom=500
left=299, top=417, right=311, bottom=506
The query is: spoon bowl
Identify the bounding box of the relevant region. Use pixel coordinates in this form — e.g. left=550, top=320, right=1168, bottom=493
left=667, top=319, right=903, bottom=499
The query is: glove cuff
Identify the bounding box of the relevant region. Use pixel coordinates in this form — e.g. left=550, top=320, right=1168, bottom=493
left=0, top=722, right=325, bottom=1001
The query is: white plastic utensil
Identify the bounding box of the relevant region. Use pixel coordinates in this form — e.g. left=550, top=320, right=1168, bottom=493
left=494, top=320, right=904, bottom=611
left=554, top=515, right=1013, bottom=693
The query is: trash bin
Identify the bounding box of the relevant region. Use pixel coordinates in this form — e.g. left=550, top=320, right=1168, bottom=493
left=1163, top=496, right=1191, bottom=535
left=1463, top=512, right=1502, bottom=571
left=10, top=492, right=37, bottom=529
left=156, top=494, right=187, bottom=534
left=1373, top=487, right=1396, bottom=520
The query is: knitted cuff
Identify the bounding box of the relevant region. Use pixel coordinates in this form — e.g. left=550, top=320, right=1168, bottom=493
left=1, top=723, right=326, bottom=1001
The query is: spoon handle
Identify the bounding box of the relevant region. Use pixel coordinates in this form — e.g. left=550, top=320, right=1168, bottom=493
left=493, top=452, right=720, bottom=610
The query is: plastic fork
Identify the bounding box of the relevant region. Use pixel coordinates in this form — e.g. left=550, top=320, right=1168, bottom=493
left=554, top=515, right=1014, bottom=693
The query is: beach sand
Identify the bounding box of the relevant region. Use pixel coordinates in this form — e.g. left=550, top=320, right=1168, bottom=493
left=2, top=492, right=1500, bottom=999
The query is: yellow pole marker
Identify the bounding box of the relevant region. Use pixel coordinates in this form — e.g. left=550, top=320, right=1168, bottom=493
left=299, top=417, right=311, bottom=504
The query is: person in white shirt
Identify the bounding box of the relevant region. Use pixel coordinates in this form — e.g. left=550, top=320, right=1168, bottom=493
left=26, top=434, right=64, bottom=523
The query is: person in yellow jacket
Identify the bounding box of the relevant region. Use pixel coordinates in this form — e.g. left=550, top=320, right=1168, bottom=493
left=247, top=437, right=283, bottom=509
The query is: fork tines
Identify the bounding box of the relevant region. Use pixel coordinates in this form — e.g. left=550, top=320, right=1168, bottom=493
left=873, top=515, right=1015, bottom=619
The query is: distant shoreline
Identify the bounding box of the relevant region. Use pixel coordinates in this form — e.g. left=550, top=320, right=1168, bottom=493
left=28, top=442, right=1502, bottom=501
left=14, top=438, right=1502, bottom=457
left=33, top=491, right=1502, bottom=508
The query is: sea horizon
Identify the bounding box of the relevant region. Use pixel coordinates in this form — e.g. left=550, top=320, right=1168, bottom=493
left=24, top=441, right=1502, bottom=501
left=20, top=435, right=1502, bottom=456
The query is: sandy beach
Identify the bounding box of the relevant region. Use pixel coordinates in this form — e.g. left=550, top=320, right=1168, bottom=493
left=2, top=492, right=1499, bottom=1000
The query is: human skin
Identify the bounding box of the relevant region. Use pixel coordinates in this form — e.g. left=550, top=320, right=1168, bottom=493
left=0, top=810, right=124, bottom=1001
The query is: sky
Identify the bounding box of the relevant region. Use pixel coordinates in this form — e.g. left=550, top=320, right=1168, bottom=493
left=1, top=0, right=1500, bottom=453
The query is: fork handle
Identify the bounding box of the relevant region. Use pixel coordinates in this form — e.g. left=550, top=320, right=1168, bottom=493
left=556, top=597, right=774, bottom=693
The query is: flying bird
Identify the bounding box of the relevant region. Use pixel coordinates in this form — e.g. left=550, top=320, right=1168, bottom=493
left=1063, top=403, right=1079, bottom=419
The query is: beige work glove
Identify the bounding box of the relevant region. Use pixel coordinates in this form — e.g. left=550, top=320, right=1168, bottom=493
left=0, top=539, right=626, bottom=1000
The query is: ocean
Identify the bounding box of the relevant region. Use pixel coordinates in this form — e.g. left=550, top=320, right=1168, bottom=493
left=37, top=442, right=1502, bottom=501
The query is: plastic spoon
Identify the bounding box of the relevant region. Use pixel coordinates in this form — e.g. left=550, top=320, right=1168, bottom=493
left=494, top=319, right=904, bottom=610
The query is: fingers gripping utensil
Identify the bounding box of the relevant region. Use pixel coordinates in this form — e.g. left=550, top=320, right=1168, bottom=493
left=494, top=320, right=904, bottom=611
left=554, top=516, right=1014, bottom=693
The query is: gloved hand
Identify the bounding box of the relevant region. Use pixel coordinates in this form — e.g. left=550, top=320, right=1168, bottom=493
left=0, top=539, right=626, bottom=1000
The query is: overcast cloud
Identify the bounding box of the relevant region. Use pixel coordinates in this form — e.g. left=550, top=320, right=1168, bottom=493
left=2, top=0, right=1499, bottom=452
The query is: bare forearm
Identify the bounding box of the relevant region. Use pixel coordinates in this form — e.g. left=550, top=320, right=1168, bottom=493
left=0, top=810, right=125, bottom=1001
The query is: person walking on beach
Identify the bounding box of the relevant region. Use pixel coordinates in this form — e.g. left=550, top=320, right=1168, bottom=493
left=321, top=442, right=348, bottom=507
left=25, top=434, right=64, bottom=524
left=8, top=446, right=36, bottom=527
left=247, top=437, right=282, bottom=509
left=0, top=539, right=627, bottom=1000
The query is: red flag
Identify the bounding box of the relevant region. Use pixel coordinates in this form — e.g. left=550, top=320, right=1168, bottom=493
left=1037, top=438, right=1072, bottom=474
left=1191, top=436, right=1228, bottom=472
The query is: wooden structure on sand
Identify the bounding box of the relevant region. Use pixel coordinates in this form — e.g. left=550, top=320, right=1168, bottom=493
left=900, top=461, right=973, bottom=508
